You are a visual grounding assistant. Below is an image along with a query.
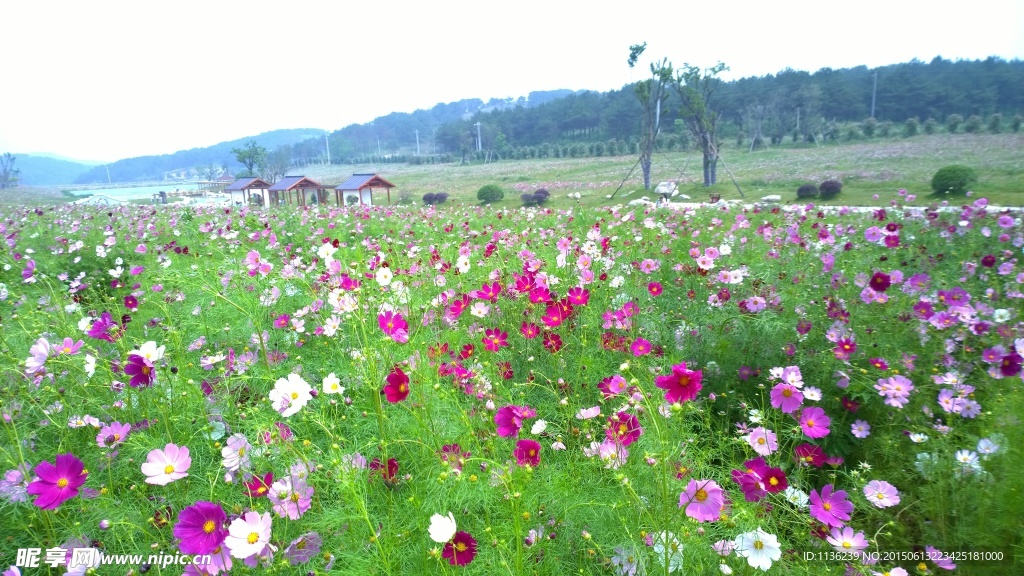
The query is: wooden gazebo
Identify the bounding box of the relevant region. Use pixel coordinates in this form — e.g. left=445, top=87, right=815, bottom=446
left=334, top=173, right=396, bottom=206
left=267, top=176, right=327, bottom=207
left=224, top=177, right=271, bottom=205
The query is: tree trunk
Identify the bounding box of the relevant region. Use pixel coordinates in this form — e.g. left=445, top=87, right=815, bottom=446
left=641, top=155, right=652, bottom=190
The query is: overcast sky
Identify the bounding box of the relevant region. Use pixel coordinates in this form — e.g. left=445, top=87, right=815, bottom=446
left=3, top=0, right=1022, bottom=163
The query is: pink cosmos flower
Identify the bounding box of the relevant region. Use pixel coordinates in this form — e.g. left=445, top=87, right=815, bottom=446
left=606, top=411, right=642, bottom=447
left=513, top=439, right=542, bottom=467
left=271, top=475, right=314, bottom=520
left=799, top=406, right=831, bottom=438
left=482, top=328, right=509, bottom=352
left=679, top=479, right=725, bottom=522
left=648, top=282, right=663, bottom=297
left=378, top=310, right=409, bottom=343
left=494, top=405, right=536, bottom=437
left=520, top=322, right=540, bottom=339
left=770, top=383, right=804, bottom=413
left=825, top=526, right=868, bottom=554
left=654, top=362, right=703, bottom=404
left=746, top=427, right=778, bottom=456
left=809, top=484, right=853, bottom=527
left=26, top=453, right=87, bottom=510
left=566, top=286, right=590, bottom=306
left=96, top=421, right=131, bottom=448
left=141, top=443, right=191, bottom=485
left=863, top=480, right=900, bottom=508
left=597, top=374, right=627, bottom=398
left=53, top=338, right=84, bottom=356
left=925, top=546, right=957, bottom=570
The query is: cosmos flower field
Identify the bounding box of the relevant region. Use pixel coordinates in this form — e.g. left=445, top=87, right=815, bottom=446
left=1, top=193, right=1022, bottom=575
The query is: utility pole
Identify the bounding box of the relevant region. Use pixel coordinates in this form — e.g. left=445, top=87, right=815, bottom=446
left=377, top=137, right=382, bottom=157
left=475, top=122, right=482, bottom=152
left=415, top=129, right=420, bottom=156
left=870, top=71, right=878, bottom=118
left=325, top=132, right=331, bottom=165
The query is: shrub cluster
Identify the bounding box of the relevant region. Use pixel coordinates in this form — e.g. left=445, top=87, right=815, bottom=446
left=796, top=184, right=819, bottom=199
left=520, top=188, right=550, bottom=207
left=422, top=192, right=449, bottom=206
left=930, top=165, right=978, bottom=196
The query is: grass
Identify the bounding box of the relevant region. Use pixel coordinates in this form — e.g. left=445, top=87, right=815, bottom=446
left=3, top=133, right=1022, bottom=209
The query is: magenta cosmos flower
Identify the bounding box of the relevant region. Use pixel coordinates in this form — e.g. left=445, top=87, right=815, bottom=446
left=606, top=411, right=642, bottom=447
left=654, top=362, right=703, bottom=404
left=494, top=405, right=536, bottom=437
left=514, top=439, right=542, bottom=467
left=442, top=531, right=478, bottom=566
left=799, top=406, right=831, bottom=438
left=174, top=501, right=228, bottom=555
left=124, top=354, right=156, bottom=388
left=770, top=383, right=803, bottom=413
left=630, top=338, right=652, bottom=356
left=679, top=479, right=725, bottom=522
left=809, top=484, right=853, bottom=527
left=96, top=421, right=131, bottom=448
left=482, top=328, right=509, bottom=352
left=378, top=310, right=409, bottom=343
left=141, top=443, right=191, bottom=485
left=26, top=453, right=87, bottom=510
left=383, top=367, right=410, bottom=403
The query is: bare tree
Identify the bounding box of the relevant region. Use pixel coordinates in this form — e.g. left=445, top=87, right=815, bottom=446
left=0, top=153, right=19, bottom=189
left=674, top=62, right=728, bottom=186
left=628, top=43, right=673, bottom=190
left=743, top=103, right=770, bottom=152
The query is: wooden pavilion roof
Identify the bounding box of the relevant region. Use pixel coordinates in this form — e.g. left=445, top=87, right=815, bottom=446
left=224, top=177, right=271, bottom=191
left=268, top=176, right=324, bottom=192
left=334, top=173, right=396, bottom=191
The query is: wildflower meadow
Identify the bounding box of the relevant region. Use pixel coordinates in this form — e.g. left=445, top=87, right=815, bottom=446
left=1, top=192, right=1022, bottom=575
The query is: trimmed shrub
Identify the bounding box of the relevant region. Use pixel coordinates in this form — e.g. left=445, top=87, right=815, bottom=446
left=878, top=121, right=892, bottom=137
left=520, top=193, right=537, bottom=207
left=963, top=115, right=982, bottom=133
left=861, top=117, right=877, bottom=138
left=818, top=179, right=843, bottom=200
left=533, top=188, right=550, bottom=205
left=477, top=184, right=504, bottom=204
left=946, top=114, right=963, bottom=133
left=930, top=165, right=977, bottom=196
left=988, top=113, right=1002, bottom=134
left=923, top=118, right=938, bottom=134
left=1012, top=114, right=1022, bottom=133
left=904, top=117, right=919, bottom=137
left=796, top=184, right=819, bottom=199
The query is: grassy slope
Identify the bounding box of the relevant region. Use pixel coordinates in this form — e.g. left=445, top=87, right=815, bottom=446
left=4, top=133, right=1022, bottom=209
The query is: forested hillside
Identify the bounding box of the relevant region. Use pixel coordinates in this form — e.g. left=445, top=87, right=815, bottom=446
left=303, top=56, right=1023, bottom=163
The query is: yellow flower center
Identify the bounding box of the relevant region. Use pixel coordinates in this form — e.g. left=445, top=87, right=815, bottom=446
left=455, top=542, right=468, bottom=552
left=876, top=493, right=885, bottom=499
left=806, top=419, right=816, bottom=428
left=164, top=465, right=175, bottom=474
left=290, top=392, right=299, bottom=400
left=57, top=478, right=69, bottom=488
left=842, top=541, right=851, bottom=549
left=399, top=383, right=408, bottom=393
left=769, top=477, right=779, bottom=486
left=291, top=492, right=300, bottom=503
left=782, top=388, right=792, bottom=397
left=753, top=540, right=764, bottom=550
left=528, top=449, right=537, bottom=457
left=247, top=532, right=259, bottom=544
left=203, top=520, right=216, bottom=534
left=238, top=448, right=246, bottom=457
left=695, top=489, right=708, bottom=502
left=618, top=424, right=627, bottom=434
left=823, top=502, right=832, bottom=511
left=757, top=437, right=766, bottom=445
left=679, top=376, right=690, bottom=386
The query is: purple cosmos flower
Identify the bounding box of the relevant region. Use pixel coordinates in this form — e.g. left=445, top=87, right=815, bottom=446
left=770, top=383, right=803, bottom=413
left=123, top=354, right=155, bottom=388
left=96, top=421, right=131, bottom=448
left=494, top=405, right=536, bottom=437
left=173, top=501, right=228, bottom=555
left=809, top=484, right=853, bottom=527
left=799, top=406, right=831, bottom=438
left=284, top=532, right=322, bottom=565
left=86, top=312, right=120, bottom=342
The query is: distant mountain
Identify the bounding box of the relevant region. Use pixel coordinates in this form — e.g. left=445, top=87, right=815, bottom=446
left=12, top=155, right=93, bottom=186
left=74, top=129, right=324, bottom=184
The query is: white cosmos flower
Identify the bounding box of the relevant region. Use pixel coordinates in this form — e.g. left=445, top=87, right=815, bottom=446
left=374, top=267, right=393, bottom=286
left=428, top=512, right=458, bottom=543
left=531, top=419, right=548, bottom=435
left=734, top=526, right=781, bottom=571
left=268, top=373, right=312, bottom=417
left=322, top=372, right=344, bottom=395
left=135, top=341, right=166, bottom=363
